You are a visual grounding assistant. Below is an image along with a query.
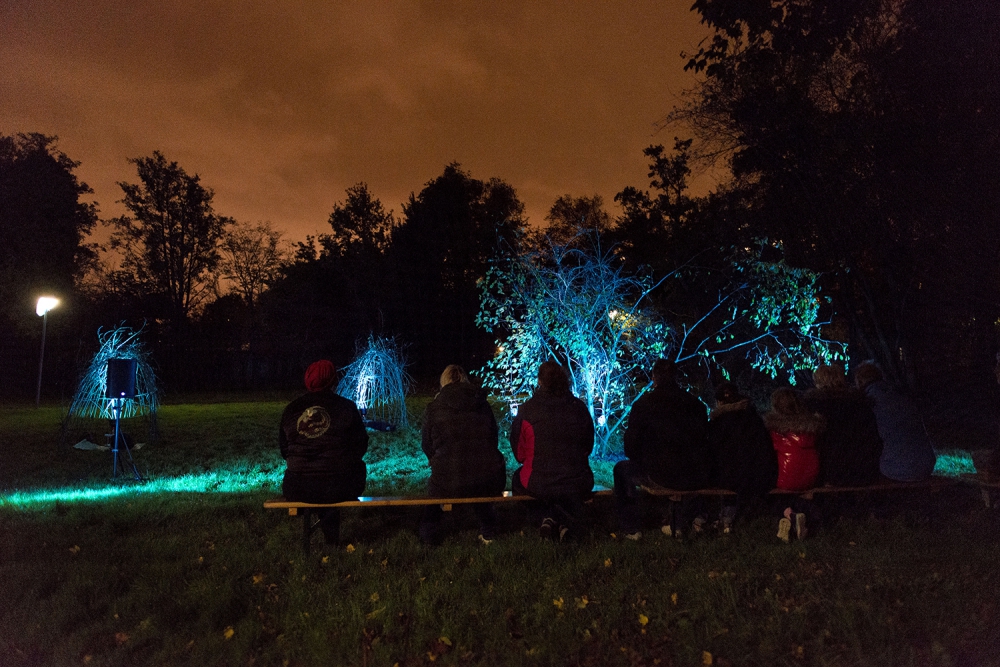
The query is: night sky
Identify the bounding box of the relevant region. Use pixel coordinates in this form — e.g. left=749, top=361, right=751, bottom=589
left=1, top=1, right=710, bottom=240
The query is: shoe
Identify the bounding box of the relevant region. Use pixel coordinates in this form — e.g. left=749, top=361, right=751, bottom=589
left=794, top=513, right=807, bottom=540
left=777, top=517, right=791, bottom=543
left=673, top=528, right=684, bottom=541
left=558, top=525, right=570, bottom=542
left=624, top=531, right=642, bottom=541
left=478, top=534, right=493, bottom=545
left=722, top=520, right=732, bottom=535
left=692, top=517, right=706, bottom=534
left=660, top=524, right=673, bottom=536
left=540, top=517, right=556, bottom=541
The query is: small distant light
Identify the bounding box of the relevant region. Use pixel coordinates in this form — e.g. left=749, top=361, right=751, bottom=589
left=597, top=415, right=606, bottom=426
left=608, top=309, right=619, bottom=320
left=510, top=403, right=518, bottom=417
left=36, top=296, right=59, bottom=316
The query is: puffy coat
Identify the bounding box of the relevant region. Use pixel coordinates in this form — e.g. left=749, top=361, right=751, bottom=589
left=279, top=390, right=369, bottom=499
left=421, top=382, right=506, bottom=496
left=623, top=384, right=710, bottom=490
left=804, top=387, right=883, bottom=485
left=763, top=411, right=823, bottom=491
left=863, top=380, right=937, bottom=482
left=510, top=389, right=594, bottom=498
left=708, top=399, right=778, bottom=496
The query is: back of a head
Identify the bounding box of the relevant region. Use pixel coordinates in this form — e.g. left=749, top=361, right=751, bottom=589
left=536, top=360, right=570, bottom=394
left=439, top=364, right=469, bottom=388
left=651, top=359, right=676, bottom=387
left=770, top=387, right=804, bottom=415
left=853, top=361, right=883, bottom=390
left=813, top=364, right=847, bottom=391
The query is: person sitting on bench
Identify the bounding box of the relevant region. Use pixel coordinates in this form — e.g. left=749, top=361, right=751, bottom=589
left=708, top=381, right=778, bottom=533
left=511, top=360, right=595, bottom=542
left=419, top=365, right=507, bottom=545
left=613, top=359, right=710, bottom=540
left=764, top=388, right=824, bottom=541
left=279, top=360, right=369, bottom=546
left=854, top=361, right=936, bottom=482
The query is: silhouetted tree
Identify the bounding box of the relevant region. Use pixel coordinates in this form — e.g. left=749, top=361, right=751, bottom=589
left=108, top=151, right=231, bottom=327
left=388, top=164, right=526, bottom=376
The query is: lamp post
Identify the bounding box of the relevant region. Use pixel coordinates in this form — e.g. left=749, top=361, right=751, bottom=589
left=35, top=296, right=59, bottom=408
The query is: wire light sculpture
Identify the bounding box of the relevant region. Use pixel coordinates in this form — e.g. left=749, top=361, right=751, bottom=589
left=336, top=335, right=410, bottom=430
left=68, top=326, right=159, bottom=421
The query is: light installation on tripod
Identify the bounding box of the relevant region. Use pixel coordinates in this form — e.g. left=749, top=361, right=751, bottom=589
left=106, top=358, right=143, bottom=481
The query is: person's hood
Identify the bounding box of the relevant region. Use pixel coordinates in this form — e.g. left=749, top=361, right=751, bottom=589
left=434, top=382, right=487, bottom=412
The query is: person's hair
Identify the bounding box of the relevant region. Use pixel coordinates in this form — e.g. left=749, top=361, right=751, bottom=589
left=853, top=361, right=883, bottom=390
left=770, top=387, right=806, bottom=415
left=813, top=364, right=847, bottom=390
left=439, top=364, right=468, bottom=388
left=714, top=381, right=743, bottom=405
left=536, top=360, right=570, bottom=394
left=651, top=359, right=676, bottom=386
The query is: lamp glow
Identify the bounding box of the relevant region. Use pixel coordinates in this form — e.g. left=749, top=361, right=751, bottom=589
left=36, top=296, right=59, bottom=317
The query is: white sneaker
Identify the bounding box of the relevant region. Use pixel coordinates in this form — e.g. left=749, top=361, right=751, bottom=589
left=777, top=517, right=792, bottom=543
left=625, top=531, right=642, bottom=541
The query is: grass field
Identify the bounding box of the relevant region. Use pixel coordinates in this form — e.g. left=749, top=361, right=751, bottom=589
left=1, top=400, right=997, bottom=666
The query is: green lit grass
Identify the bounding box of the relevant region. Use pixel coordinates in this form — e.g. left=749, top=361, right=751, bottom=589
left=1, top=399, right=998, bottom=666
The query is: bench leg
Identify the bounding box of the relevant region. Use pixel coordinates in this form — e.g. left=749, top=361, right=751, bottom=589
left=983, top=487, right=993, bottom=510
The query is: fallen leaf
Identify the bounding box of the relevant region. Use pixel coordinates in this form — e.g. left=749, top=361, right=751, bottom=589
left=321, top=556, right=329, bottom=564
left=638, top=614, right=649, bottom=626
left=439, top=636, right=452, bottom=646
left=370, top=592, right=380, bottom=603
left=702, top=650, right=713, bottom=665
left=671, top=593, right=678, bottom=605
left=604, top=558, right=612, bottom=568
left=346, top=544, right=355, bottom=553
left=795, top=645, right=804, bottom=659
left=114, top=632, right=129, bottom=645
left=223, top=627, right=235, bottom=640
left=553, top=597, right=564, bottom=610
left=576, top=596, right=589, bottom=609
left=252, top=574, right=265, bottom=585
left=69, top=545, right=81, bottom=555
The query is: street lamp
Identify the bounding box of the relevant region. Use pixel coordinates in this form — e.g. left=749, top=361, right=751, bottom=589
left=35, top=296, right=59, bottom=408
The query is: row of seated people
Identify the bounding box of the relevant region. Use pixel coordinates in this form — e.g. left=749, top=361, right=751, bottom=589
left=277, top=358, right=936, bottom=546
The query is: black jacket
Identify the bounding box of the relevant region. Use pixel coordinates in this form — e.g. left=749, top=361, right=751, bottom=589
left=421, top=382, right=506, bottom=496
left=510, top=389, right=594, bottom=498
left=279, top=390, right=368, bottom=492
left=804, top=386, right=883, bottom=485
left=707, top=399, right=778, bottom=496
left=623, top=383, right=709, bottom=490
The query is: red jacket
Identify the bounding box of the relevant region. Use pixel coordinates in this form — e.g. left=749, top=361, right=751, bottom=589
left=769, top=431, right=820, bottom=491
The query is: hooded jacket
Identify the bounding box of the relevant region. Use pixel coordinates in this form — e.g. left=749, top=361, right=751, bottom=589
left=623, top=383, right=710, bottom=490
left=804, top=387, right=883, bottom=485
left=763, top=410, right=824, bottom=491
left=510, top=389, right=594, bottom=498
left=421, top=382, right=506, bottom=495
left=279, top=390, right=369, bottom=496
left=708, top=399, right=779, bottom=496
left=863, top=381, right=936, bottom=482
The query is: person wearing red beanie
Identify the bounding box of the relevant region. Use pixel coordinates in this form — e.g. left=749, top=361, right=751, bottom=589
left=278, top=360, right=369, bottom=545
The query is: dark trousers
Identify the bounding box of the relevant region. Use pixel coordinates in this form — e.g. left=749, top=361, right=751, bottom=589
left=282, top=472, right=363, bottom=545
left=419, top=481, right=501, bottom=544
left=613, top=460, right=704, bottom=534
left=511, top=472, right=588, bottom=533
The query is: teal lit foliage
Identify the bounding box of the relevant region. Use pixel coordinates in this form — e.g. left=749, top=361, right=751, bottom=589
left=476, top=233, right=671, bottom=457
left=336, top=335, right=411, bottom=428
left=674, top=242, right=849, bottom=383
left=68, top=326, right=159, bottom=420
left=477, top=235, right=847, bottom=457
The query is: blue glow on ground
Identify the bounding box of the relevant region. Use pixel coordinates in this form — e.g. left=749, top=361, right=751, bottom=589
left=0, top=469, right=284, bottom=509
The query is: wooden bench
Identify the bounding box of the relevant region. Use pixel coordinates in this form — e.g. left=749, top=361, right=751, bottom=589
left=265, top=487, right=613, bottom=553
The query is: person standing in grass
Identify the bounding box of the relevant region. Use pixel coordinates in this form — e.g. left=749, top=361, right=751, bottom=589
left=707, top=381, right=778, bottom=533
left=853, top=361, right=936, bottom=482
left=510, top=360, right=595, bottom=541
left=419, top=364, right=507, bottom=545
left=764, top=388, right=824, bottom=542
left=279, top=359, right=369, bottom=545
left=613, top=359, right=710, bottom=540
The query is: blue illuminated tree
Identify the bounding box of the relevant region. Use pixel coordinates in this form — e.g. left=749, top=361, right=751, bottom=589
left=68, top=325, right=159, bottom=421
left=477, top=233, right=846, bottom=457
